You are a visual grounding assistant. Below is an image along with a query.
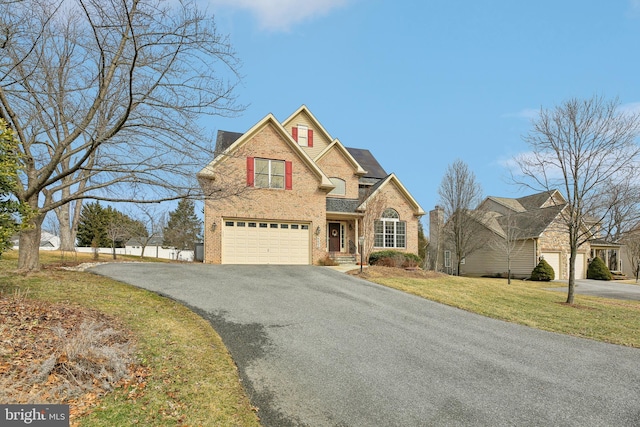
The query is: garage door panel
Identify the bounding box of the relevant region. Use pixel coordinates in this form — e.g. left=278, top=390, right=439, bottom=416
left=222, top=219, right=310, bottom=265
left=541, top=252, right=560, bottom=280
left=574, top=254, right=585, bottom=280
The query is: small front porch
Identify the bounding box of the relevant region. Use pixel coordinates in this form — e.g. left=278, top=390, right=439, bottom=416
left=325, top=214, right=364, bottom=264
left=591, top=240, right=623, bottom=275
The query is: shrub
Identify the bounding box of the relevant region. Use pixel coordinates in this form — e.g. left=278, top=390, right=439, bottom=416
left=317, top=255, right=338, bottom=266
left=531, top=258, right=555, bottom=281
left=587, top=256, right=612, bottom=280
left=368, top=250, right=421, bottom=268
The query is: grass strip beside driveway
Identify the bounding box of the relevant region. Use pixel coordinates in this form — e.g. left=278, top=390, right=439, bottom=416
left=358, top=267, right=640, bottom=348
left=0, top=251, right=260, bottom=426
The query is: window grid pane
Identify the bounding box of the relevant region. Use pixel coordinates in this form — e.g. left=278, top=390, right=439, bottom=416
left=385, top=222, right=395, bottom=247
left=271, top=175, right=284, bottom=189
left=374, top=220, right=384, bottom=247
left=396, top=222, right=406, bottom=248
left=254, top=158, right=285, bottom=189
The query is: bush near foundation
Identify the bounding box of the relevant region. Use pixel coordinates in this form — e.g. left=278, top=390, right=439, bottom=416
left=587, top=256, right=612, bottom=280
left=368, top=250, right=421, bottom=268
left=531, top=258, right=555, bottom=281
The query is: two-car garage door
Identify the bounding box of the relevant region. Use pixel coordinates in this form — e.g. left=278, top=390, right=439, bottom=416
left=222, top=219, right=310, bottom=264
left=541, top=252, right=586, bottom=280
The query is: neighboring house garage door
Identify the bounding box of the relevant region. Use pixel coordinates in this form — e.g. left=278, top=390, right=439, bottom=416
left=541, top=252, right=561, bottom=280
left=574, top=253, right=585, bottom=279
left=222, top=219, right=310, bottom=265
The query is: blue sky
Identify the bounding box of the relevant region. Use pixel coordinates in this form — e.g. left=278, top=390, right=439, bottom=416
left=202, top=0, right=640, bottom=222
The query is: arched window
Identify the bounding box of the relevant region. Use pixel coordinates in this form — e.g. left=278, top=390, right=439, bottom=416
left=328, top=178, right=346, bottom=196
left=374, top=209, right=406, bottom=248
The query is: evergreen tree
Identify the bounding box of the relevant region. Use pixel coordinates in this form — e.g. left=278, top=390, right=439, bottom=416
left=77, top=202, right=143, bottom=249
left=77, top=202, right=110, bottom=247
left=531, top=258, right=555, bottom=281
left=417, top=221, right=428, bottom=265
left=587, top=256, right=612, bottom=281
left=163, top=199, right=202, bottom=253
left=0, top=120, right=30, bottom=256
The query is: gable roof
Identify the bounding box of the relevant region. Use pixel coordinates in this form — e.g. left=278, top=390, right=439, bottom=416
left=517, top=189, right=565, bottom=210
left=281, top=105, right=334, bottom=142
left=483, top=196, right=526, bottom=213
left=475, top=190, right=573, bottom=240
left=197, top=114, right=334, bottom=190
left=346, top=148, right=387, bottom=179
left=214, top=130, right=243, bottom=155
left=496, top=204, right=566, bottom=239
left=315, top=140, right=367, bottom=176
left=357, top=173, right=425, bottom=216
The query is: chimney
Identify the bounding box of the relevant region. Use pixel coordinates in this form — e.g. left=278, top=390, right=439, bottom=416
left=429, top=206, right=445, bottom=271
left=429, top=205, right=444, bottom=245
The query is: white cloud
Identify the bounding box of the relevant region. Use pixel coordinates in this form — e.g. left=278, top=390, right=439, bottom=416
left=617, top=102, right=640, bottom=115
left=501, top=108, right=540, bottom=120
left=208, top=0, right=350, bottom=31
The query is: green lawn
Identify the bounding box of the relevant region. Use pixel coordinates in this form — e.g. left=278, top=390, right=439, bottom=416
left=364, top=271, right=640, bottom=348
left=0, top=250, right=260, bottom=426
left=4, top=250, right=639, bottom=425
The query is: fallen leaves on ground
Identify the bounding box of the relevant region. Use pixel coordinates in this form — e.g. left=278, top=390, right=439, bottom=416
left=0, top=291, right=149, bottom=425
left=348, top=265, right=446, bottom=280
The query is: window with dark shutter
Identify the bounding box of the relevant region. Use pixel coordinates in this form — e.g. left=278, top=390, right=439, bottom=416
left=246, top=157, right=254, bottom=186
left=285, top=161, right=292, bottom=190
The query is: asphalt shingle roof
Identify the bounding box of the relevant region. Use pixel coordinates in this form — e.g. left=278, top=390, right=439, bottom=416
left=215, top=130, right=243, bottom=156
left=326, top=198, right=361, bottom=213
left=345, top=148, right=387, bottom=179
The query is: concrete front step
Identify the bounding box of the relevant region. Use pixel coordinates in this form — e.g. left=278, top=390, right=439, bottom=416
left=331, top=255, right=357, bottom=264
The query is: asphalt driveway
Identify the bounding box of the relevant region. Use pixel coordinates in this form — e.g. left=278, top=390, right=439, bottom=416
left=548, top=279, right=640, bottom=301
left=90, top=263, right=640, bottom=426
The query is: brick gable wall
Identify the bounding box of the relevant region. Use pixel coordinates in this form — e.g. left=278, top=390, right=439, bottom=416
left=202, top=123, right=328, bottom=264
left=315, top=148, right=360, bottom=200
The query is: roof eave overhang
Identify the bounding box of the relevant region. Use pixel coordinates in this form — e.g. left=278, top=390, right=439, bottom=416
left=198, top=113, right=335, bottom=191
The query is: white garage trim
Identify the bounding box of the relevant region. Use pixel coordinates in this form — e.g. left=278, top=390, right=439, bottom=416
left=574, top=253, right=585, bottom=280
left=541, top=252, right=560, bottom=280
left=222, top=219, right=311, bottom=264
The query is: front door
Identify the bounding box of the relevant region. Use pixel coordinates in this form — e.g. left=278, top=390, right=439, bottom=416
left=328, top=223, right=341, bottom=252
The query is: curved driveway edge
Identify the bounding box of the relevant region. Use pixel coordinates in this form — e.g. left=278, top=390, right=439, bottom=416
left=90, top=263, right=640, bottom=426
left=547, top=279, right=640, bottom=301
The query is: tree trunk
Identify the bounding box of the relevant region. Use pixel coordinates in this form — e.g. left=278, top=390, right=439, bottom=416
left=55, top=194, right=82, bottom=252
left=566, top=250, right=576, bottom=304
left=56, top=204, right=75, bottom=251
left=17, top=213, right=45, bottom=272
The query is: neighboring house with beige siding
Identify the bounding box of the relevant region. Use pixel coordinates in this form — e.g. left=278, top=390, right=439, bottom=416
left=430, top=190, right=623, bottom=279
left=197, top=105, right=425, bottom=265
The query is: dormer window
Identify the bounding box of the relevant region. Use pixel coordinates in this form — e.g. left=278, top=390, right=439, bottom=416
left=292, top=125, right=313, bottom=147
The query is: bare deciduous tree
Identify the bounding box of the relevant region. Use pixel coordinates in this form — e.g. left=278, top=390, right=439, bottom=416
left=0, top=0, right=243, bottom=271
left=105, top=220, right=129, bottom=260
left=127, top=205, right=166, bottom=258
left=622, top=231, right=640, bottom=283
left=514, top=96, right=640, bottom=303
left=597, top=180, right=640, bottom=242
left=359, top=191, right=388, bottom=265
left=438, top=159, right=484, bottom=276
left=488, top=212, right=525, bottom=284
